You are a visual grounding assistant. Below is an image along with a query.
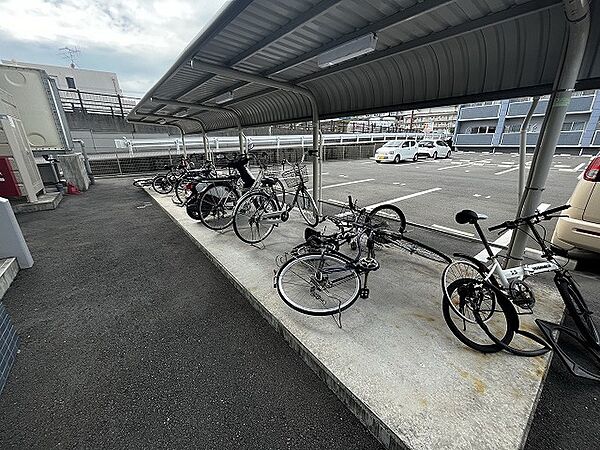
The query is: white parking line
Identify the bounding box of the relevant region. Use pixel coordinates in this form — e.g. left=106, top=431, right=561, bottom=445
left=365, top=188, right=442, bottom=209
left=475, top=230, right=513, bottom=262
left=495, top=166, right=519, bottom=175
left=559, top=162, right=586, bottom=173
left=430, top=224, right=475, bottom=238
left=438, top=162, right=472, bottom=171
left=319, top=178, right=374, bottom=190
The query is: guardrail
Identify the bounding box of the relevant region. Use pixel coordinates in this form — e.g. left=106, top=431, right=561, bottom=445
left=58, top=89, right=139, bottom=118
left=114, top=132, right=451, bottom=154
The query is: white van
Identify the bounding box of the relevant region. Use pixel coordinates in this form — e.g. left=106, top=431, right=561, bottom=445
left=374, top=140, right=418, bottom=163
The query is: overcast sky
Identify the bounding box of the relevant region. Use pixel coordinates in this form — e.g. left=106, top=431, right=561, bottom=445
left=0, top=0, right=229, bottom=96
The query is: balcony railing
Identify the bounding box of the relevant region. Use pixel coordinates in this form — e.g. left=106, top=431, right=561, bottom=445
left=58, top=89, right=140, bottom=118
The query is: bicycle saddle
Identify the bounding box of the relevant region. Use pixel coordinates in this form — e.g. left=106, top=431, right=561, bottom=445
left=260, top=177, right=277, bottom=187
left=455, top=209, right=488, bottom=225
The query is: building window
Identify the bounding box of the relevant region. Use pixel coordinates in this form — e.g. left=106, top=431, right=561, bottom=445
left=561, top=121, right=587, bottom=132
left=66, top=76, right=76, bottom=89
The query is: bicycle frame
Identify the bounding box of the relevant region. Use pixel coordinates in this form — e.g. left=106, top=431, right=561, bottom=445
left=472, top=218, right=561, bottom=289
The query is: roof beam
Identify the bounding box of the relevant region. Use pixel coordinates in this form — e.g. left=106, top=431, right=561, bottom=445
left=176, top=0, right=344, bottom=101
left=223, top=0, right=561, bottom=108
left=194, top=0, right=454, bottom=104
left=150, top=97, right=243, bottom=128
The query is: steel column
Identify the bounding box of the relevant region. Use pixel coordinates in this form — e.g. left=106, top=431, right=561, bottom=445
left=506, top=0, right=590, bottom=268
left=518, top=96, right=539, bottom=201
left=189, top=61, right=322, bottom=211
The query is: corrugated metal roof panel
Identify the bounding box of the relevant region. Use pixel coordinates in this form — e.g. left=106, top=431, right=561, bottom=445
left=128, top=0, right=599, bottom=133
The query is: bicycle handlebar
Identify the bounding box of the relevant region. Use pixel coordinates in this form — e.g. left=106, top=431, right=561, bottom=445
left=488, top=204, right=570, bottom=232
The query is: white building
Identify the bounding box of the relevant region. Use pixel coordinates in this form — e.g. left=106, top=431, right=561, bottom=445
left=400, top=106, right=458, bottom=133
left=1, top=60, right=122, bottom=95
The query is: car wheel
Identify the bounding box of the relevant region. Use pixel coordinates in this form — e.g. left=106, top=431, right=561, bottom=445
left=446, top=150, right=452, bottom=158
left=376, top=161, right=381, bottom=164
left=394, top=155, right=401, bottom=164
left=432, top=151, right=438, bottom=159
left=412, top=153, right=418, bottom=162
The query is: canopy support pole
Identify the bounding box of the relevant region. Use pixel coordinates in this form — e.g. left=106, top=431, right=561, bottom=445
left=189, top=60, right=322, bottom=211
left=505, top=0, right=590, bottom=268
left=518, top=96, right=539, bottom=202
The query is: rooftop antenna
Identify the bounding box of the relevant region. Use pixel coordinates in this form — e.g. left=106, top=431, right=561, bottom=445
left=59, top=46, right=80, bottom=69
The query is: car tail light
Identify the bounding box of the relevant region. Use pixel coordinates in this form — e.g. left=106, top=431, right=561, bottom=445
left=583, top=156, right=600, bottom=182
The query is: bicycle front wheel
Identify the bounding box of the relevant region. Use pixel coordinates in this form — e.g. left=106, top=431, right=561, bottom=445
left=198, top=184, right=240, bottom=230
left=233, top=191, right=278, bottom=244
left=557, top=274, right=600, bottom=348
left=296, top=187, right=319, bottom=227
left=368, top=204, right=406, bottom=234
left=152, top=175, right=172, bottom=194
left=276, top=252, right=361, bottom=316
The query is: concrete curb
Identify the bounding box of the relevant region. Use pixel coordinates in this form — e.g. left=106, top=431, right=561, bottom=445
left=0, top=258, right=19, bottom=301
left=145, top=191, right=409, bottom=450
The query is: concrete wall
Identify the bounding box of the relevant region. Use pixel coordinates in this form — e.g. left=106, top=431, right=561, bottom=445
left=2, top=61, right=121, bottom=95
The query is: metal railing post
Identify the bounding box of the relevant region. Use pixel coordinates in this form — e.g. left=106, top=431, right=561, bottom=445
left=77, top=89, right=85, bottom=113
left=117, top=94, right=124, bottom=118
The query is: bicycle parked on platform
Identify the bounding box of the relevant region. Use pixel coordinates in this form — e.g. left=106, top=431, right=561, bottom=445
left=274, top=196, right=450, bottom=323
left=232, top=159, right=319, bottom=244
left=441, top=204, right=600, bottom=380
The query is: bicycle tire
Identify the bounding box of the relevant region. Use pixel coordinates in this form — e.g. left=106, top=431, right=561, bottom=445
left=175, top=178, right=199, bottom=205
left=368, top=204, right=406, bottom=234
left=152, top=175, right=172, bottom=194
left=233, top=191, right=278, bottom=244
left=396, top=235, right=451, bottom=264
left=556, top=274, right=600, bottom=349
left=276, top=252, right=361, bottom=316
left=442, top=260, right=494, bottom=322
left=442, top=278, right=517, bottom=353
left=198, top=183, right=240, bottom=230
left=296, top=187, right=319, bottom=227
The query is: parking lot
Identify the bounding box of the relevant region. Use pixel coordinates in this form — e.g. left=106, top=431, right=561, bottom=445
left=315, top=150, right=588, bottom=239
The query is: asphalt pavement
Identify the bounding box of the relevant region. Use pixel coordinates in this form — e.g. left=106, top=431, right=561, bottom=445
left=0, top=179, right=382, bottom=450
left=1, top=152, right=600, bottom=449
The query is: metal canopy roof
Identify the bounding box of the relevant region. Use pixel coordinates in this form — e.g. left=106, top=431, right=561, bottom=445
left=128, top=0, right=600, bottom=133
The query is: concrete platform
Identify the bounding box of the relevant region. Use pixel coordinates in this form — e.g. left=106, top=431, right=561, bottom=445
left=146, top=188, right=565, bottom=450
left=10, top=192, right=63, bottom=214
left=0, top=258, right=18, bottom=300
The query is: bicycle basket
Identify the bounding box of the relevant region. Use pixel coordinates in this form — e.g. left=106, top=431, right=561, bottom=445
left=280, top=164, right=308, bottom=188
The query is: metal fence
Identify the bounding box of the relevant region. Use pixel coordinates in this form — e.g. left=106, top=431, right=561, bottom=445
left=58, top=89, right=139, bottom=118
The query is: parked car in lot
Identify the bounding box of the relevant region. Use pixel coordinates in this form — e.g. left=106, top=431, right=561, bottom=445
left=374, top=139, right=418, bottom=163
left=417, top=140, right=452, bottom=159
left=552, top=154, right=600, bottom=256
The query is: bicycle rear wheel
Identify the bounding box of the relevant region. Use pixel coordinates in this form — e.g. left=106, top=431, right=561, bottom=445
left=557, top=274, right=600, bottom=348
left=276, top=252, right=360, bottom=316
left=198, top=184, right=240, bottom=230
left=233, top=191, right=278, bottom=244
left=296, top=187, right=319, bottom=227
left=396, top=235, right=451, bottom=264
left=152, top=175, right=172, bottom=194
left=443, top=278, right=517, bottom=353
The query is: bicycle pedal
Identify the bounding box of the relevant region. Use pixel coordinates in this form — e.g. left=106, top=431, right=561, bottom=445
left=359, top=288, right=370, bottom=299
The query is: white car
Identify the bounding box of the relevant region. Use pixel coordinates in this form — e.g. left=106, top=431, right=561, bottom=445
left=417, top=139, right=452, bottom=159
left=374, top=140, right=418, bottom=163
